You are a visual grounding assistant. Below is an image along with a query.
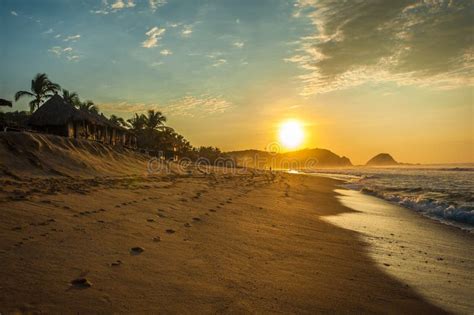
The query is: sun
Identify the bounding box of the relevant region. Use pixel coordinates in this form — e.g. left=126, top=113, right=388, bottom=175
left=279, top=120, right=305, bottom=149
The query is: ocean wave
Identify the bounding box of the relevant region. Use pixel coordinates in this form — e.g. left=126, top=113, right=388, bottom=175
left=358, top=187, right=474, bottom=229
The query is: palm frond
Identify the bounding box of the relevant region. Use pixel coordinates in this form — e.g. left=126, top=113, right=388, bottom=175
left=14, top=90, right=34, bottom=101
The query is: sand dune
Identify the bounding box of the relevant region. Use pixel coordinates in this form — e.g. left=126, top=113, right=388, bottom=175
left=0, top=132, right=447, bottom=313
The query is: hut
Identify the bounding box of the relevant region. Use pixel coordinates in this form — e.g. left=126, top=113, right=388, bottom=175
left=28, top=94, right=137, bottom=148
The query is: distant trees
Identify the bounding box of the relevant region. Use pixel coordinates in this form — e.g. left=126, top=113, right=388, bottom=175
left=14, top=73, right=61, bottom=112
left=0, top=111, right=31, bottom=128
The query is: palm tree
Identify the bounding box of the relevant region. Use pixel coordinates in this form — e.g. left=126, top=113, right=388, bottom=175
left=77, top=100, right=99, bottom=115
left=144, top=110, right=166, bottom=131
left=15, top=73, right=61, bottom=112
left=109, top=114, right=128, bottom=128
left=62, top=89, right=79, bottom=105
left=127, top=113, right=146, bottom=131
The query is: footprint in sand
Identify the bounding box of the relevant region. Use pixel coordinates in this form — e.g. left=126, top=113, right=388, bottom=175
left=166, top=229, right=176, bottom=234
left=209, top=209, right=216, bottom=212
left=110, top=260, right=122, bottom=267
left=192, top=217, right=201, bottom=222
left=130, top=247, right=145, bottom=255
left=153, top=236, right=161, bottom=242
left=147, top=218, right=155, bottom=222
left=70, top=278, right=92, bottom=288
left=184, top=223, right=191, bottom=228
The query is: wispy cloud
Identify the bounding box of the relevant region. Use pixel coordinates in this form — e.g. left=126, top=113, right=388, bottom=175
left=165, top=95, right=232, bottom=117
left=142, top=26, right=165, bottom=48
left=90, top=9, right=109, bottom=15
left=160, top=49, right=172, bottom=56
left=149, top=0, right=167, bottom=12
left=48, top=46, right=80, bottom=62
left=48, top=46, right=63, bottom=57
left=11, top=11, right=18, bottom=16
left=289, top=0, right=474, bottom=95
left=111, top=0, right=135, bottom=10
left=43, top=28, right=53, bottom=34
left=91, top=0, right=136, bottom=14
left=233, top=41, right=244, bottom=48
left=99, top=102, right=161, bottom=114
left=97, top=96, right=232, bottom=118
left=63, top=34, right=81, bottom=42
left=67, top=55, right=80, bottom=62
left=151, top=61, right=163, bottom=67
left=212, top=59, right=227, bottom=67
left=181, top=25, right=193, bottom=37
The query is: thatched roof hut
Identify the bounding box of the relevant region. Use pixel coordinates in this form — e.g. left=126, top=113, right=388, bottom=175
left=29, top=94, right=89, bottom=126
left=28, top=95, right=136, bottom=148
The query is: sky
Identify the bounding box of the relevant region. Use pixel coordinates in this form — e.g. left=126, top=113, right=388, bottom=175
left=0, top=0, right=473, bottom=164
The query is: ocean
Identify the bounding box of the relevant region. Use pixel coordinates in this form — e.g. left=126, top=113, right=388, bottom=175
left=299, top=165, right=474, bottom=232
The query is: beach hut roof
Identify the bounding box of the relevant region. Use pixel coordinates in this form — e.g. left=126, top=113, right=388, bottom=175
left=29, top=95, right=133, bottom=134
left=29, top=94, right=90, bottom=126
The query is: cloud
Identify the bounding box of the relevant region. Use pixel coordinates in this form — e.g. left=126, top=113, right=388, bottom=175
left=67, top=55, right=80, bottom=62
left=43, top=28, right=53, bottom=34
left=142, top=26, right=165, bottom=48
left=99, top=95, right=232, bottom=118
left=289, top=0, right=474, bottom=95
left=11, top=11, right=18, bottom=16
left=233, top=41, right=244, bottom=48
left=165, top=95, right=232, bottom=117
left=149, top=0, right=167, bottom=12
left=48, top=46, right=80, bottom=61
left=212, top=59, right=227, bottom=67
left=63, top=34, right=81, bottom=42
left=181, top=25, right=193, bottom=37
left=99, top=102, right=161, bottom=114
left=54, top=34, right=61, bottom=38
left=91, top=0, right=135, bottom=14
left=91, top=10, right=109, bottom=15
left=160, top=49, right=172, bottom=56
left=48, top=46, right=62, bottom=56
left=151, top=61, right=163, bottom=67
left=111, top=0, right=135, bottom=10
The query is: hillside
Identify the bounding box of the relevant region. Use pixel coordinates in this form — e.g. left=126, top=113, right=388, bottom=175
left=366, top=153, right=399, bottom=166
left=227, top=148, right=352, bottom=169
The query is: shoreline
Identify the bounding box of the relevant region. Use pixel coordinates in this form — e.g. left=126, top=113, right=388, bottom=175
left=324, top=187, right=474, bottom=313
left=0, top=170, right=451, bottom=313
left=296, top=170, right=474, bottom=234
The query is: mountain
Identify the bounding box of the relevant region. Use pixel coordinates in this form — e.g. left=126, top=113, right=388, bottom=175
left=226, top=148, right=352, bottom=169
left=366, top=153, right=398, bottom=166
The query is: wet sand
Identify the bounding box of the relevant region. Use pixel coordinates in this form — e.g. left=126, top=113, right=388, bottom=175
left=0, top=171, right=448, bottom=313
left=324, top=189, right=474, bottom=313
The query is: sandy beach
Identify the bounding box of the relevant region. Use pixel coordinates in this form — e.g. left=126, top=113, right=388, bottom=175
left=0, top=133, right=472, bottom=313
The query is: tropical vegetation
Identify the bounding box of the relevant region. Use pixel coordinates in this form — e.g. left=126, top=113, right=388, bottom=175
left=5, top=72, right=227, bottom=162
left=14, top=73, right=61, bottom=112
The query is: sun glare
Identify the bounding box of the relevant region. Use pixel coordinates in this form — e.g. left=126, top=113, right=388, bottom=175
left=279, top=120, right=304, bottom=149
